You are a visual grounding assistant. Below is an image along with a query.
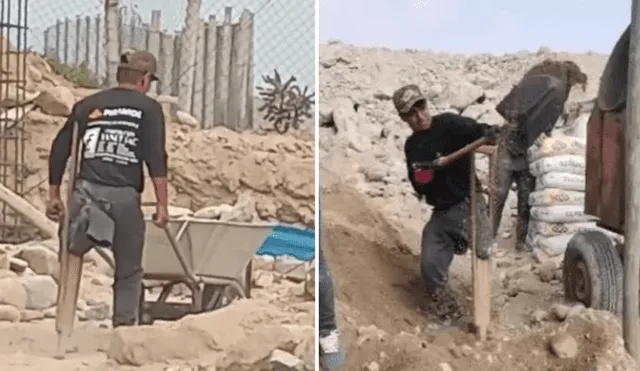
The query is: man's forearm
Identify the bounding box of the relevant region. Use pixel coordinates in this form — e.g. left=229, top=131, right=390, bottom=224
left=49, top=185, right=61, bottom=200
left=151, top=177, right=168, bottom=209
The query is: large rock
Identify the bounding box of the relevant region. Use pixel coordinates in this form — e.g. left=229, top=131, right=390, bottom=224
left=35, top=86, right=75, bottom=116
left=0, top=304, right=21, bottom=322
left=19, top=275, right=57, bottom=310
left=0, top=277, right=28, bottom=310
left=107, top=299, right=312, bottom=367
left=16, top=243, right=59, bottom=277
left=0, top=84, right=38, bottom=108
left=0, top=252, right=9, bottom=270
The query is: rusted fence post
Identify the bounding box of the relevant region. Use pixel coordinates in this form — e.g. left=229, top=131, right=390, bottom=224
left=624, top=0, right=640, bottom=361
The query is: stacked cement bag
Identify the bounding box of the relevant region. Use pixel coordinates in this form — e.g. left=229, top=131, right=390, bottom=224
left=526, top=134, right=598, bottom=257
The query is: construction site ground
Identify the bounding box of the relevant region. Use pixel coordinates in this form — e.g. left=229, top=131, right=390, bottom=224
left=0, top=40, right=316, bottom=371
left=319, top=42, right=638, bottom=371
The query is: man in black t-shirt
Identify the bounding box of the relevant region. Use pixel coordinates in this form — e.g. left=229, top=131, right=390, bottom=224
left=46, top=50, right=168, bottom=327
left=394, top=84, right=498, bottom=319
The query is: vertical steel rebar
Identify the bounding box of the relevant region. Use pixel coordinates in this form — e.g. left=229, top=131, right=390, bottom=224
left=0, top=0, right=29, bottom=242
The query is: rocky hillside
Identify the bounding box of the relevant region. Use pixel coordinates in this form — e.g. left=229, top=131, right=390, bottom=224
left=319, top=43, right=607, bottom=234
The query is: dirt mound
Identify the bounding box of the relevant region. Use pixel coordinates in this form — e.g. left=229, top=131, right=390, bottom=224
left=20, top=112, right=315, bottom=227
left=322, top=174, right=637, bottom=370
left=340, top=307, right=636, bottom=371
left=321, top=168, right=424, bottom=333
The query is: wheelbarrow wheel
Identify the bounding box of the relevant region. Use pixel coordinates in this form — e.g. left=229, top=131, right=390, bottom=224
left=563, top=230, right=623, bottom=315
left=138, top=285, right=155, bottom=325
left=202, top=283, right=245, bottom=311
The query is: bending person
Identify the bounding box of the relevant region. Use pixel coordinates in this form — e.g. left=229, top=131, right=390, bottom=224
left=492, top=59, right=587, bottom=252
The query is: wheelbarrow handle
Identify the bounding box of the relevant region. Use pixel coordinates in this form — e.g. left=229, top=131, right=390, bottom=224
left=151, top=213, right=200, bottom=287
left=412, top=137, right=492, bottom=172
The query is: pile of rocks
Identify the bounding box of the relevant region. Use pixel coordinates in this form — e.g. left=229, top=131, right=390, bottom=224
left=319, top=43, right=607, bottom=233
left=0, top=236, right=314, bottom=370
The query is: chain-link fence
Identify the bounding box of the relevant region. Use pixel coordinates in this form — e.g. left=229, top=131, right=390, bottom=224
left=28, top=0, right=315, bottom=131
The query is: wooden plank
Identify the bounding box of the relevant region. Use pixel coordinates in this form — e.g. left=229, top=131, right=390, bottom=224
left=177, top=0, right=202, bottom=111
left=160, top=31, right=174, bottom=95
left=470, top=151, right=492, bottom=342
left=245, top=11, right=255, bottom=130
left=215, top=7, right=233, bottom=127
left=202, top=15, right=217, bottom=128
left=192, top=19, right=206, bottom=123
left=74, top=16, right=81, bottom=65
left=171, top=31, right=182, bottom=96
left=147, top=10, right=162, bottom=95
left=55, top=122, right=81, bottom=359
left=234, top=10, right=253, bottom=131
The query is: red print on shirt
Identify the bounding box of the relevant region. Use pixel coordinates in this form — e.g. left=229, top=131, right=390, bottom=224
left=415, top=169, right=434, bottom=183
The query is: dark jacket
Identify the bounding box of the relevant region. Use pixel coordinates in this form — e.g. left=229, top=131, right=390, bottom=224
left=496, top=74, right=566, bottom=157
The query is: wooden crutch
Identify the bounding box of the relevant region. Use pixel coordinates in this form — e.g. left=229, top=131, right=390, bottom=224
left=54, top=121, right=85, bottom=359
left=470, top=145, right=496, bottom=342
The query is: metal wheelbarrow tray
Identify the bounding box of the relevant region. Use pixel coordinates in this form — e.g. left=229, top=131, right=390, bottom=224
left=138, top=216, right=275, bottom=324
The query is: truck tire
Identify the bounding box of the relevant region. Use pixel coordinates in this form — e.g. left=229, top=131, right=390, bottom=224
left=563, top=230, right=623, bottom=315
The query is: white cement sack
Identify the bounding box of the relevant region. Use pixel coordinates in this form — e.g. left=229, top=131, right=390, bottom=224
left=529, top=155, right=585, bottom=176
left=536, top=172, right=585, bottom=191
left=529, top=220, right=597, bottom=237
left=563, top=111, right=590, bottom=139
left=528, top=135, right=586, bottom=161
left=528, top=188, right=585, bottom=207
left=535, top=234, right=574, bottom=257
left=530, top=205, right=597, bottom=223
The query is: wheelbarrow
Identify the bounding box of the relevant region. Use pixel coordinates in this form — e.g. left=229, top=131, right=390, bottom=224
left=138, top=215, right=276, bottom=324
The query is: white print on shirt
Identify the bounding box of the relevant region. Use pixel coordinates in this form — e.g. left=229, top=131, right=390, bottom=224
left=83, top=122, right=140, bottom=165
left=103, top=108, right=142, bottom=119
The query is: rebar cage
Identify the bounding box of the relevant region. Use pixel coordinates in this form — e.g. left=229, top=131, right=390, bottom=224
left=0, top=0, right=29, bottom=242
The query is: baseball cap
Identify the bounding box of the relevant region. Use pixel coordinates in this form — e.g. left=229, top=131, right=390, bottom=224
left=392, top=84, right=426, bottom=114
left=119, top=50, right=159, bottom=81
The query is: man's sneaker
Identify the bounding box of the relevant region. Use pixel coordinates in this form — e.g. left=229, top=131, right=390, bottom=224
left=320, top=329, right=344, bottom=370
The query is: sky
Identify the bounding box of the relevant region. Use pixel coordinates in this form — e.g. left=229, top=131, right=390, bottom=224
left=5, top=0, right=315, bottom=88
left=319, top=0, right=631, bottom=54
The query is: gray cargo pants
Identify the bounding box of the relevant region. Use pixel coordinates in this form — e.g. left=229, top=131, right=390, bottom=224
left=66, top=180, right=145, bottom=327
left=493, top=149, right=536, bottom=247
left=421, top=194, right=492, bottom=292
left=318, top=244, right=337, bottom=336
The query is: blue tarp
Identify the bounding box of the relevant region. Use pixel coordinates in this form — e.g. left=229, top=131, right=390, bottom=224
left=256, top=225, right=315, bottom=261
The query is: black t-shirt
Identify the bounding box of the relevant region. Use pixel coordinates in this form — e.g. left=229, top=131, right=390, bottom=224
left=48, top=87, right=167, bottom=192
left=404, top=113, right=490, bottom=211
